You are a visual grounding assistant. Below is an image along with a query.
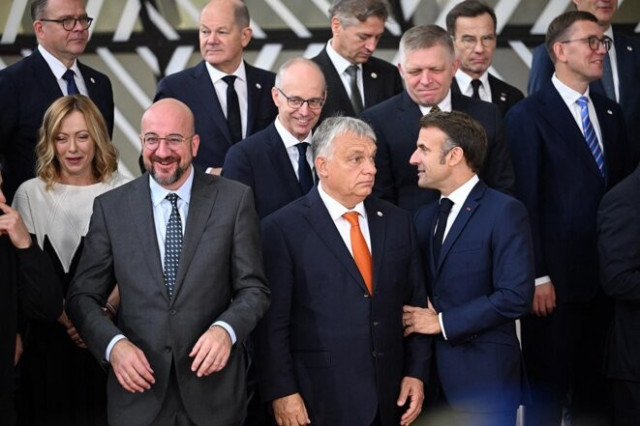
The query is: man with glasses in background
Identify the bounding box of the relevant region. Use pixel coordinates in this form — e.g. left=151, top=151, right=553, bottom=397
left=0, top=0, right=114, bottom=204
left=505, top=11, right=633, bottom=425
left=446, top=0, right=524, bottom=117
left=223, top=58, right=326, bottom=219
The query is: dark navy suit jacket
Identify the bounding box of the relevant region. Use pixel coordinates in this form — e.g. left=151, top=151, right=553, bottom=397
left=257, top=189, right=431, bottom=426
left=154, top=61, right=277, bottom=170
left=360, top=90, right=514, bottom=214
left=222, top=122, right=306, bottom=219
left=0, top=49, right=114, bottom=203
left=505, top=82, right=631, bottom=303
left=451, top=73, right=524, bottom=117
left=414, top=180, right=534, bottom=412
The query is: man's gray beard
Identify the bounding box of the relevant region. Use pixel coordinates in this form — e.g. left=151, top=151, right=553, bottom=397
left=148, top=161, right=186, bottom=187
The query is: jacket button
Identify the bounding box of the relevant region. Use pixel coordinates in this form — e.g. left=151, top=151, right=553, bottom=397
left=169, top=309, right=177, bottom=316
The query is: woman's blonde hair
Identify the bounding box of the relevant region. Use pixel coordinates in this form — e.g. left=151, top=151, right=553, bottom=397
left=36, top=95, right=118, bottom=189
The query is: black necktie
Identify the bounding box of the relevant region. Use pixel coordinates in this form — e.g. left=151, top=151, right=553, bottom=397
left=346, top=65, right=363, bottom=114
left=602, top=53, right=616, bottom=101
left=296, top=142, right=313, bottom=194
left=471, top=79, right=482, bottom=99
left=433, top=198, right=453, bottom=262
left=222, top=75, right=242, bottom=143
left=63, top=69, right=79, bottom=95
left=164, top=193, right=183, bottom=299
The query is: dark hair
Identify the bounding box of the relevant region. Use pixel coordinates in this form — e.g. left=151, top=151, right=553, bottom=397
left=30, top=0, right=48, bottom=21
left=446, top=0, right=497, bottom=36
left=418, top=111, right=487, bottom=172
left=329, top=0, right=389, bottom=27
left=546, top=11, right=598, bottom=62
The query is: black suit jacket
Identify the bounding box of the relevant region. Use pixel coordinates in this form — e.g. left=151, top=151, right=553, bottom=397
left=312, top=47, right=403, bottom=124
left=222, top=122, right=306, bottom=219
left=0, top=49, right=114, bottom=203
left=155, top=61, right=277, bottom=170
left=598, top=163, right=640, bottom=381
left=451, top=73, right=524, bottom=117
left=506, top=82, right=631, bottom=302
left=360, top=90, right=514, bottom=214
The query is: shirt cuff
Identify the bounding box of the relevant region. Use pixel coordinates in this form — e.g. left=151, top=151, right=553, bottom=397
left=105, top=334, right=127, bottom=362
left=535, top=275, right=551, bottom=286
left=211, top=321, right=236, bottom=344
left=438, top=312, right=448, bottom=340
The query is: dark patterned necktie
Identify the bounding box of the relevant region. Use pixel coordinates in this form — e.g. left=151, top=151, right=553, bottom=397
left=164, top=193, right=183, bottom=298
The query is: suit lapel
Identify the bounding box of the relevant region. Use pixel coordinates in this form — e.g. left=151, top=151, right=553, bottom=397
left=127, top=175, right=167, bottom=302
left=593, top=96, right=618, bottom=186
left=361, top=62, right=381, bottom=108
left=193, top=62, right=233, bottom=143
left=265, top=124, right=303, bottom=197
left=317, top=48, right=355, bottom=116
left=31, top=49, right=65, bottom=100
left=613, top=34, right=634, bottom=107
left=245, top=62, right=268, bottom=134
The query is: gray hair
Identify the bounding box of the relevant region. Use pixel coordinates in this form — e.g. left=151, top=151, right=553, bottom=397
left=312, top=116, right=376, bottom=160
left=274, top=57, right=326, bottom=91
left=329, top=0, right=389, bottom=28
left=399, top=25, right=455, bottom=65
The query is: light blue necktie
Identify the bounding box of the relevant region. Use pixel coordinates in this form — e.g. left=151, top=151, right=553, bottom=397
left=576, top=96, right=605, bottom=177
left=164, top=193, right=182, bottom=298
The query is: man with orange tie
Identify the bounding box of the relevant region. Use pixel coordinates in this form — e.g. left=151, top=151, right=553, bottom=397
left=256, top=116, right=430, bottom=426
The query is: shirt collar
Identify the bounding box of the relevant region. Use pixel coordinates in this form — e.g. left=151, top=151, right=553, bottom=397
left=274, top=116, right=312, bottom=149
left=149, top=166, right=195, bottom=207
left=205, top=60, right=247, bottom=84
left=326, top=39, right=359, bottom=74
left=455, top=69, right=490, bottom=93
left=418, top=90, right=453, bottom=115
left=38, top=44, right=80, bottom=79
left=442, top=174, right=479, bottom=206
left=317, top=181, right=367, bottom=221
left=552, top=73, right=590, bottom=104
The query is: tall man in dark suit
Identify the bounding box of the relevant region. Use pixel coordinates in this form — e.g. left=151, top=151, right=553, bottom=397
left=598, top=164, right=640, bottom=426
left=360, top=25, right=514, bottom=214
left=0, top=0, right=114, bottom=203
left=446, top=0, right=524, bottom=117
left=0, top=170, right=62, bottom=425
left=403, top=111, right=533, bottom=426
left=257, top=116, right=430, bottom=426
left=527, top=0, right=640, bottom=162
left=67, top=98, right=270, bottom=426
left=505, top=11, right=632, bottom=425
left=155, top=0, right=277, bottom=175
left=311, top=0, right=403, bottom=124
left=223, top=58, right=326, bottom=219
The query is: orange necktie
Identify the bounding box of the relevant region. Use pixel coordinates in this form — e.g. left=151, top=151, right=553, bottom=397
left=343, top=212, right=373, bottom=294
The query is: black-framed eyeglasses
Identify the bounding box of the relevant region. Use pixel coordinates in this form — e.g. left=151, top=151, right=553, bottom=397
left=141, top=133, right=193, bottom=149
left=276, top=88, right=325, bottom=109
left=560, top=35, right=612, bottom=52
left=40, top=16, right=93, bottom=31
left=457, top=34, right=497, bottom=49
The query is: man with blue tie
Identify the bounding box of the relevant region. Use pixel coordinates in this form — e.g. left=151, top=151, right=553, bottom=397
left=223, top=58, right=326, bottom=219
left=0, top=0, right=114, bottom=203
left=506, top=11, right=632, bottom=425
left=403, top=111, right=534, bottom=426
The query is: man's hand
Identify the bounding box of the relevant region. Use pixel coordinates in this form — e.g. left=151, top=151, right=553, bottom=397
left=110, top=339, right=155, bottom=393
left=532, top=282, right=556, bottom=317
left=0, top=202, right=32, bottom=249
left=272, top=393, right=310, bottom=426
left=189, top=325, right=231, bottom=377
left=398, top=376, right=424, bottom=425
left=14, top=333, right=23, bottom=366
left=403, top=302, right=441, bottom=336
left=58, top=310, right=86, bottom=348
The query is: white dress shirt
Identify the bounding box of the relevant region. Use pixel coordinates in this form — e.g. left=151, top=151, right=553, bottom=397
left=418, top=90, right=454, bottom=115
left=325, top=39, right=365, bottom=106
left=455, top=69, right=491, bottom=103
left=38, top=44, right=88, bottom=96
left=274, top=116, right=314, bottom=180
left=205, top=60, right=249, bottom=139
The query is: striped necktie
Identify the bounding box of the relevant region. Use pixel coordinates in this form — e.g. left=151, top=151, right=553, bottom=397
left=576, top=96, right=605, bottom=177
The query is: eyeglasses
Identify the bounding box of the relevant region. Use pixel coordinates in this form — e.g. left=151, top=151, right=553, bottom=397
left=142, top=134, right=193, bottom=149
left=456, top=34, right=496, bottom=49
left=40, top=16, right=93, bottom=31
left=276, top=88, right=325, bottom=109
left=560, top=35, right=612, bottom=52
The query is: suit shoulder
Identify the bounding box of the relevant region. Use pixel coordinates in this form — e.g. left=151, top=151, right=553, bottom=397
left=365, top=56, right=397, bottom=72
left=157, top=63, right=202, bottom=86
left=246, top=63, right=276, bottom=81
left=366, top=196, right=410, bottom=219
left=78, top=61, right=110, bottom=80
left=489, top=74, right=524, bottom=98
left=360, top=92, right=402, bottom=118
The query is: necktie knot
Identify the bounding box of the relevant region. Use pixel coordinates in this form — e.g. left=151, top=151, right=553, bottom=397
left=296, top=142, right=308, bottom=156
left=439, top=197, right=454, bottom=214
left=346, top=65, right=358, bottom=79
left=166, top=192, right=179, bottom=207
left=343, top=211, right=360, bottom=227
left=428, top=105, right=441, bottom=115
left=471, top=79, right=482, bottom=99
left=222, top=75, right=237, bottom=86
left=576, top=96, right=589, bottom=109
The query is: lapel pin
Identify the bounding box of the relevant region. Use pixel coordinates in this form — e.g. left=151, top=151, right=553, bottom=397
left=500, top=93, right=506, bottom=102
left=465, top=206, right=471, bottom=211
left=607, top=109, right=613, bottom=115
left=377, top=211, right=383, bottom=217
left=256, top=83, right=262, bottom=89
left=627, top=46, right=633, bottom=51
left=90, top=77, right=95, bottom=83
left=371, top=72, right=378, bottom=79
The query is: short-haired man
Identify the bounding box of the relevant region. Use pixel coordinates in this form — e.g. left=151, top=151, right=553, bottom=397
left=67, top=98, right=270, bottom=426
left=404, top=110, right=533, bottom=426
left=506, top=11, right=632, bottom=425
left=446, top=0, right=524, bottom=116
left=312, top=0, right=403, bottom=124
left=0, top=0, right=114, bottom=203
left=155, top=0, right=277, bottom=175
left=223, top=58, right=327, bottom=218
left=257, top=116, right=429, bottom=426
left=360, top=25, right=514, bottom=214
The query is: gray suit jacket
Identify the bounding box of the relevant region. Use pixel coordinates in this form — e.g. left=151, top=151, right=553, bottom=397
left=67, top=170, right=270, bottom=426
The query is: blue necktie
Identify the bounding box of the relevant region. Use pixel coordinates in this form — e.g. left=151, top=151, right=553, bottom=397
left=296, top=142, right=313, bottom=194
left=63, top=69, right=79, bottom=95
left=164, top=193, right=183, bottom=298
left=576, top=96, right=605, bottom=177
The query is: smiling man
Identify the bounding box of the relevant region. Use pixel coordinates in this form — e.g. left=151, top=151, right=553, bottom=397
left=312, top=0, right=403, bottom=124
left=0, top=0, right=114, bottom=204
left=505, top=11, right=633, bottom=425
left=155, top=0, right=277, bottom=174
